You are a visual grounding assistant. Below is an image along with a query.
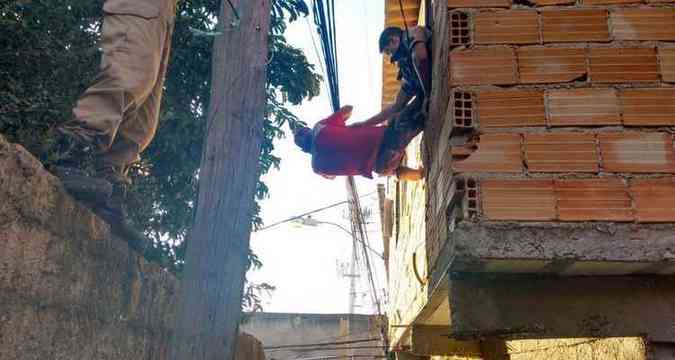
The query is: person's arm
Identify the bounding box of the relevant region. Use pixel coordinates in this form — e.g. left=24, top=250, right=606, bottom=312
left=350, top=89, right=412, bottom=128
left=408, top=27, right=429, bottom=59
left=322, top=105, right=353, bottom=126
left=408, top=27, right=431, bottom=94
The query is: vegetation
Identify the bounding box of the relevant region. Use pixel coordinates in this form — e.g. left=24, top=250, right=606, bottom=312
left=0, top=0, right=320, bottom=310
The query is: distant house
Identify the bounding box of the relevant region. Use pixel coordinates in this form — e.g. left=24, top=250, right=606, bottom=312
left=241, top=312, right=385, bottom=360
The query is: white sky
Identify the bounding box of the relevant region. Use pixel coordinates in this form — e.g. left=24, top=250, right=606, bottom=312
left=247, top=1, right=387, bottom=314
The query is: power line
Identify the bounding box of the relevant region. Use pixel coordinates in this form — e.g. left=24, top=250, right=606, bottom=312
left=345, top=178, right=388, bottom=355
left=310, top=1, right=388, bottom=357
left=255, top=191, right=376, bottom=232
left=305, top=15, right=331, bottom=102
left=281, top=356, right=387, bottom=360
left=264, top=337, right=380, bottom=350
left=267, top=345, right=386, bottom=353
left=312, top=0, right=340, bottom=112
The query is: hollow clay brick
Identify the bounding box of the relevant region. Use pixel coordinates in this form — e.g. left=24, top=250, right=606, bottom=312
left=542, top=9, right=610, bottom=43
left=518, top=47, right=587, bottom=84
left=481, top=179, right=556, bottom=220
left=448, top=0, right=512, bottom=8
left=631, top=177, right=675, bottom=222
left=448, top=11, right=471, bottom=46
left=555, top=178, right=633, bottom=221
left=611, top=9, right=675, bottom=41
left=621, top=89, right=675, bottom=126
left=477, top=90, right=546, bottom=128
left=582, top=0, right=640, bottom=5
left=525, top=132, right=599, bottom=173
left=547, top=88, right=620, bottom=126
left=474, top=10, right=540, bottom=45
left=533, top=0, right=575, bottom=5
left=452, top=133, right=523, bottom=173
left=660, top=47, right=675, bottom=82
left=450, top=47, right=518, bottom=85
left=599, top=132, right=675, bottom=173
left=589, top=47, right=659, bottom=83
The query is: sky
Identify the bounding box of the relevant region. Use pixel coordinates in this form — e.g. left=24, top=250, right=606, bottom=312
left=246, top=1, right=387, bottom=315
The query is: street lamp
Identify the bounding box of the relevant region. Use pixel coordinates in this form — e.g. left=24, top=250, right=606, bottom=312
left=294, top=216, right=384, bottom=260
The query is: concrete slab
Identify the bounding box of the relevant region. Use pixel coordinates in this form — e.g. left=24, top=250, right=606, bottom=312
left=450, top=222, right=675, bottom=276
left=447, top=275, right=675, bottom=342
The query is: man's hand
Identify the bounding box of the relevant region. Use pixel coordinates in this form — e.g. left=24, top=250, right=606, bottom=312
left=339, top=105, right=353, bottom=121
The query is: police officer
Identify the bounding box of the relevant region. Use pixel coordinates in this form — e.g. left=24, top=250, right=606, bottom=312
left=53, top=0, right=176, bottom=229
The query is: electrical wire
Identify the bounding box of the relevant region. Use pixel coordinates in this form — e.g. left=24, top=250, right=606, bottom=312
left=310, top=1, right=389, bottom=358
left=267, top=345, right=386, bottom=353
left=312, top=0, right=340, bottom=112
left=282, top=356, right=387, bottom=360
left=255, top=191, right=376, bottom=232
left=264, top=337, right=380, bottom=350
left=305, top=16, right=331, bottom=103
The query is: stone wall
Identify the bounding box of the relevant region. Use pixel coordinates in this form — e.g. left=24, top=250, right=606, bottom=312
left=0, top=134, right=178, bottom=359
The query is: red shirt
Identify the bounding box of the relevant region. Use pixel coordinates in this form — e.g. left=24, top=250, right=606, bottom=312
left=311, top=111, right=386, bottom=179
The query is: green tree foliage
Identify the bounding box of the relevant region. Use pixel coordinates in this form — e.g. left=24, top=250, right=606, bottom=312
left=0, top=1, right=320, bottom=275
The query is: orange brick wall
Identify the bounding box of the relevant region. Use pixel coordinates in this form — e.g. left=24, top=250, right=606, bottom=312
left=443, top=0, right=675, bottom=223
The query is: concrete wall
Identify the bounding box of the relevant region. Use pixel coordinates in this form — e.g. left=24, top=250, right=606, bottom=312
left=241, top=312, right=384, bottom=360
left=0, top=134, right=271, bottom=360
left=426, top=338, right=647, bottom=360
left=0, top=135, right=179, bottom=359
left=385, top=134, right=429, bottom=348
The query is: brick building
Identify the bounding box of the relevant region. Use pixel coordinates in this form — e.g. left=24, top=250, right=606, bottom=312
left=380, top=0, right=675, bottom=358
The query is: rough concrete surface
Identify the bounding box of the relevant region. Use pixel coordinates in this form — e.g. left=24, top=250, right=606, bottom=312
left=425, top=337, right=647, bottom=360
left=448, top=275, right=675, bottom=343
left=450, top=222, right=675, bottom=275
left=508, top=338, right=646, bottom=360
left=0, top=134, right=178, bottom=360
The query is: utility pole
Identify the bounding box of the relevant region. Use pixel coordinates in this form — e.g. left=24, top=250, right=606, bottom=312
left=169, top=1, right=270, bottom=359
left=348, top=235, right=359, bottom=313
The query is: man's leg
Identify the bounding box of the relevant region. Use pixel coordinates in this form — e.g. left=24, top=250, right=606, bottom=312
left=374, top=105, right=426, bottom=181
left=396, top=166, right=424, bottom=181
left=105, top=12, right=173, bottom=165
left=95, top=16, right=173, bottom=234
left=62, top=15, right=163, bottom=151
left=57, top=13, right=164, bottom=179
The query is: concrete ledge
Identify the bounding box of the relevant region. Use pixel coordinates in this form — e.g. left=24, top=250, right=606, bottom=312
left=450, top=222, right=675, bottom=275
left=448, top=275, right=675, bottom=342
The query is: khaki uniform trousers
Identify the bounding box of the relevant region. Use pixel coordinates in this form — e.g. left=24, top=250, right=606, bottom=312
left=64, top=0, right=176, bottom=171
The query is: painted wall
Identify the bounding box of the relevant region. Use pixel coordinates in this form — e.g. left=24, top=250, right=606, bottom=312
left=241, top=312, right=385, bottom=360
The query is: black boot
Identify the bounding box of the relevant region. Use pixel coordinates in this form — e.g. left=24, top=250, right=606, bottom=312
left=93, top=167, right=147, bottom=253
left=47, top=128, right=113, bottom=203
left=52, top=166, right=113, bottom=204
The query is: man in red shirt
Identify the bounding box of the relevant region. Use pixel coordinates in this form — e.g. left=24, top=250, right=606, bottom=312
left=293, top=105, right=423, bottom=181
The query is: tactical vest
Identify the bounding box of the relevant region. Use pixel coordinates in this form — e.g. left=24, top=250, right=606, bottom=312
left=392, top=28, right=431, bottom=97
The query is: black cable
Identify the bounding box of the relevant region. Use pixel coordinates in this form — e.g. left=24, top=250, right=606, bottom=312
left=312, top=0, right=340, bottom=111
left=308, top=2, right=392, bottom=358
left=255, top=191, right=376, bottom=232
left=264, top=337, right=380, bottom=350
left=267, top=345, right=386, bottom=352
left=225, top=0, right=241, bottom=22
left=397, top=0, right=410, bottom=35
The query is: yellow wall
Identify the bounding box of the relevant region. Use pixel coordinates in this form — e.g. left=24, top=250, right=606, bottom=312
left=386, top=134, right=428, bottom=347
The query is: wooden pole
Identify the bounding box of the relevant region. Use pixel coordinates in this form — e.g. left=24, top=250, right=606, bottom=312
left=169, top=0, right=271, bottom=358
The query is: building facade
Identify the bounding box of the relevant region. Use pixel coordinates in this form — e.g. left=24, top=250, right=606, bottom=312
left=381, top=0, right=675, bottom=358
